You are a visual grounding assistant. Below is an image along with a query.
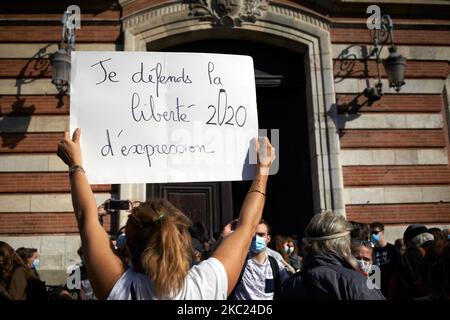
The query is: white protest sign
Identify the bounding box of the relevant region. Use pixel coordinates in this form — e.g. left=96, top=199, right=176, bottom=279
left=70, top=51, right=259, bottom=184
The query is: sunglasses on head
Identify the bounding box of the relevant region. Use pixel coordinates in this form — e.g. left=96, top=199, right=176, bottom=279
left=352, top=240, right=372, bottom=247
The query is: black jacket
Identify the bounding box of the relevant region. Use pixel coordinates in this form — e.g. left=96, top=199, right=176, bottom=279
left=389, top=245, right=429, bottom=300
left=280, top=253, right=385, bottom=300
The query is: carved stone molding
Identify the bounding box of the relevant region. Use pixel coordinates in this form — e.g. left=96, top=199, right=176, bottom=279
left=185, top=0, right=268, bottom=26
left=122, top=1, right=329, bottom=30
left=267, top=3, right=329, bottom=30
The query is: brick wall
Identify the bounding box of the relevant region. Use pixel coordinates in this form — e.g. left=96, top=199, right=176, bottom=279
left=331, top=28, right=450, bottom=45
left=331, top=15, right=450, bottom=232
left=0, top=0, right=449, bottom=266
left=0, top=4, right=121, bottom=238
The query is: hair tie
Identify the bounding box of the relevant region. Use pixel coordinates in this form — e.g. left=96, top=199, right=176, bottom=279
left=154, top=214, right=165, bottom=224
left=305, top=231, right=350, bottom=242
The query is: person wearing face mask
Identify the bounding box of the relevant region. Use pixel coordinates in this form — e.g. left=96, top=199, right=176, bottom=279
left=273, top=236, right=301, bottom=274
left=370, top=222, right=400, bottom=297
left=30, top=249, right=40, bottom=277
left=351, top=240, right=374, bottom=276
left=1, top=243, right=47, bottom=300
left=16, top=248, right=40, bottom=279
left=272, top=235, right=295, bottom=274
left=280, top=212, right=385, bottom=300
left=286, top=237, right=302, bottom=272
left=229, top=220, right=289, bottom=300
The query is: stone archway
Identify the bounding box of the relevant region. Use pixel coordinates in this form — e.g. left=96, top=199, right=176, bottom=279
left=119, top=0, right=345, bottom=217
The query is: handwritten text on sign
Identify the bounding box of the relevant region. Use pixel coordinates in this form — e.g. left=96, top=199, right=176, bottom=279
left=70, top=52, right=258, bottom=184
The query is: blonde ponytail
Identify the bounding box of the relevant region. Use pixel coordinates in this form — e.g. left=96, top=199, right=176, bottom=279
left=125, top=199, right=192, bottom=298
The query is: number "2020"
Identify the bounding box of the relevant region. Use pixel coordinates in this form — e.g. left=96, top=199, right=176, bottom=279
left=206, top=89, right=247, bottom=127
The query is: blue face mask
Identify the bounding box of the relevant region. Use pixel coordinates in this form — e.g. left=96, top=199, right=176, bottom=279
left=32, top=259, right=40, bottom=269
left=371, top=233, right=381, bottom=243
left=116, top=233, right=126, bottom=249
left=250, top=235, right=267, bottom=253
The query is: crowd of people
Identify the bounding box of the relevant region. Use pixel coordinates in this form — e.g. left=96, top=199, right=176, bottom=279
left=0, top=129, right=449, bottom=300
left=0, top=244, right=48, bottom=300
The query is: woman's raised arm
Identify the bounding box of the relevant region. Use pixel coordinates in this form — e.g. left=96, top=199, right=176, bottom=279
left=57, top=129, right=125, bottom=299
left=212, top=137, right=275, bottom=296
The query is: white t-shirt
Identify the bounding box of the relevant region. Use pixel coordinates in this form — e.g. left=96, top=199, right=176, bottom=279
left=107, top=257, right=227, bottom=300
left=232, top=253, right=286, bottom=300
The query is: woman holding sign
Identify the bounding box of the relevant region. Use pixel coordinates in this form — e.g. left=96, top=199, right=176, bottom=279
left=57, top=128, right=275, bottom=300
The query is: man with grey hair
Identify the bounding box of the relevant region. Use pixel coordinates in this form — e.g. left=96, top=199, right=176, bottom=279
left=280, top=212, right=384, bottom=300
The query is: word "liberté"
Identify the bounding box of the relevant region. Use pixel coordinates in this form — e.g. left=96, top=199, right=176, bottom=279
left=130, top=92, right=195, bottom=123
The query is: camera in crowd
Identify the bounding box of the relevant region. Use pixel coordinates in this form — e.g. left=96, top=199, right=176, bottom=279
left=104, top=199, right=131, bottom=212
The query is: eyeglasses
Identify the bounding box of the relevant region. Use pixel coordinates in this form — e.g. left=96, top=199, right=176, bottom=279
left=371, top=230, right=382, bottom=235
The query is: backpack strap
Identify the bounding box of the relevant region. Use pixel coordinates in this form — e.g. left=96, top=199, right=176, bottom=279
left=268, top=255, right=281, bottom=300
left=130, top=281, right=137, bottom=300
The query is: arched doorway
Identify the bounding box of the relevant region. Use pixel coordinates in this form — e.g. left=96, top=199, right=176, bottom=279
left=120, top=1, right=345, bottom=238
left=146, top=39, right=313, bottom=238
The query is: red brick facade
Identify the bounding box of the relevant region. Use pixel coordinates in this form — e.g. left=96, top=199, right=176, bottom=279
left=0, top=3, right=122, bottom=236
left=0, top=0, right=449, bottom=237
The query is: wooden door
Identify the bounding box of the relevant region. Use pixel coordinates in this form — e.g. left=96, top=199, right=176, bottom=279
left=147, top=39, right=313, bottom=238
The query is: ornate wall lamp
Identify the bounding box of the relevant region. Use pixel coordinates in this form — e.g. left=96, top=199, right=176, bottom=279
left=50, top=6, right=80, bottom=95
left=365, top=14, right=406, bottom=102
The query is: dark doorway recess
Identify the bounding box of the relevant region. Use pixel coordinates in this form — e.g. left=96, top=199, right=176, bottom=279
left=147, top=39, right=314, bottom=239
